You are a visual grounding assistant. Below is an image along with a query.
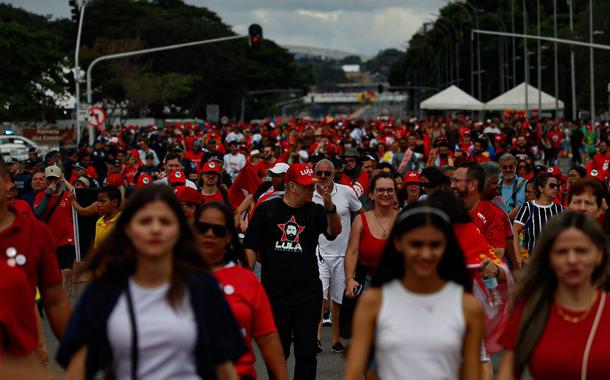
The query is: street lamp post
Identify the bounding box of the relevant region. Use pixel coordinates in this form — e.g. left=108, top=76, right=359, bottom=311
left=435, top=16, right=461, bottom=86
left=553, top=0, right=559, bottom=116
left=73, top=0, right=87, bottom=144
left=589, top=0, right=595, bottom=122
left=450, top=2, right=475, bottom=96
left=569, top=0, right=577, bottom=120
left=537, top=0, right=542, bottom=113
left=511, top=0, right=517, bottom=88
left=86, top=34, right=246, bottom=145
left=523, top=0, right=529, bottom=117
left=454, top=1, right=481, bottom=99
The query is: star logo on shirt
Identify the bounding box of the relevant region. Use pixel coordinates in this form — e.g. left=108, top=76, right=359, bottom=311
left=277, top=216, right=305, bottom=243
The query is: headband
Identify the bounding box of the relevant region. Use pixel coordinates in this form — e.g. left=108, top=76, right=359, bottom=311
left=398, top=206, right=451, bottom=225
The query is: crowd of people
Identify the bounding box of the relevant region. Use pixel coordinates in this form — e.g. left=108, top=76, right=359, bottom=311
left=1, top=115, right=610, bottom=379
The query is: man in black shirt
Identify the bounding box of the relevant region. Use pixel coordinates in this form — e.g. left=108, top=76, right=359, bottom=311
left=244, top=163, right=341, bottom=380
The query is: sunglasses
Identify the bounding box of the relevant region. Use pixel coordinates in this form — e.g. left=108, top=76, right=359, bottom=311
left=195, top=222, right=228, bottom=237
left=316, top=171, right=332, bottom=177
left=501, top=165, right=514, bottom=170
left=547, top=183, right=558, bottom=189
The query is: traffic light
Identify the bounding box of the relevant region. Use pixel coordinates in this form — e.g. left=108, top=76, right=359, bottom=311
left=248, top=24, right=263, bottom=49
left=69, top=0, right=80, bottom=23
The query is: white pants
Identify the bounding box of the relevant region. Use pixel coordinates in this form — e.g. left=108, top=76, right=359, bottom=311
left=318, top=255, right=345, bottom=304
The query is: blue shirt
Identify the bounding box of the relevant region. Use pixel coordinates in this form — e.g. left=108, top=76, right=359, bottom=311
left=500, top=176, right=526, bottom=212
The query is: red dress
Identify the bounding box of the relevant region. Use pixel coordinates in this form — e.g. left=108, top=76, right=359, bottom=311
left=501, top=291, right=610, bottom=379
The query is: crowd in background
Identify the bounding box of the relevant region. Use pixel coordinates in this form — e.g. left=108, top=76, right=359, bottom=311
left=2, top=115, right=610, bottom=380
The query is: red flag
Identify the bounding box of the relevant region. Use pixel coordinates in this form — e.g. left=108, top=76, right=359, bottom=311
left=228, top=163, right=262, bottom=210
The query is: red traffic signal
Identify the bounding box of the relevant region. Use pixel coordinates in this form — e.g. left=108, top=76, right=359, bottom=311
left=248, top=24, right=263, bottom=49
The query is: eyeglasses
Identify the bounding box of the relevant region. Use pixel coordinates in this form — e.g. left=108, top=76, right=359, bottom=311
left=375, top=187, right=395, bottom=194
left=316, top=171, right=332, bottom=177
left=547, top=183, right=558, bottom=189
left=501, top=165, right=514, bottom=170
left=195, top=222, right=228, bottom=237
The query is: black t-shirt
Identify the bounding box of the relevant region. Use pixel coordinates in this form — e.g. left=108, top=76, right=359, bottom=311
left=243, top=197, right=331, bottom=305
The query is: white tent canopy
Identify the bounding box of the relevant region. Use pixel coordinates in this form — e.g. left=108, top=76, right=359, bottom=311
left=485, top=82, right=564, bottom=111
left=420, top=85, right=485, bottom=111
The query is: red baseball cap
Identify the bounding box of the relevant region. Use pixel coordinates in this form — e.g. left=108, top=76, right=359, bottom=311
left=137, top=174, right=153, bottom=188
left=284, top=163, right=317, bottom=186
left=168, top=169, right=186, bottom=185
left=202, top=161, right=221, bottom=174
left=404, top=170, right=421, bottom=184
left=106, top=173, right=124, bottom=187
left=588, top=169, right=608, bottom=182
left=175, top=186, right=202, bottom=205
left=546, top=166, right=566, bottom=181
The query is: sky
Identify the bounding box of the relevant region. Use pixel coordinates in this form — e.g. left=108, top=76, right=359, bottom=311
left=5, top=0, right=447, bottom=56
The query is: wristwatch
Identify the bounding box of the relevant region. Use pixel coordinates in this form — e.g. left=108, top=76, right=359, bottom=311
left=325, top=205, right=337, bottom=214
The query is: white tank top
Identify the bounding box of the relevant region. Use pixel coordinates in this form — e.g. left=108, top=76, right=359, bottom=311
left=374, top=280, right=465, bottom=380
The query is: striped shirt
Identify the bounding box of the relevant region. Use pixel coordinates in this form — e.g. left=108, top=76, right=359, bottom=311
left=515, top=200, right=565, bottom=252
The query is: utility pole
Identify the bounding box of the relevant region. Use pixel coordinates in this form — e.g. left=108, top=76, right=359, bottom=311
left=523, top=0, right=529, bottom=117
left=569, top=0, right=577, bottom=120
left=589, top=0, right=595, bottom=122
left=70, top=0, right=87, bottom=144
left=553, top=0, right=559, bottom=117
left=537, top=0, right=542, bottom=113
left=511, top=0, right=517, bottom=88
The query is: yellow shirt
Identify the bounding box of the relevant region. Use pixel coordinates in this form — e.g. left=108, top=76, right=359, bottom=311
left=94, top=212, right=121, bottom=249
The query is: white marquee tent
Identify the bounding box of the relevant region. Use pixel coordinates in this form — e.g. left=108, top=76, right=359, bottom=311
left=420, top=85, right=485, bottom=111
left=485, top=82, right=564, bottom=111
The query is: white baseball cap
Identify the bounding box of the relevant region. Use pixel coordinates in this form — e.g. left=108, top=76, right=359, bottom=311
left=269, top=162, right=290, bottom=175
left=44, top=165, right=62, bottom=178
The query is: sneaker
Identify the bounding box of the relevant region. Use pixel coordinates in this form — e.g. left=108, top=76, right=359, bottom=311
left=316, top=340, right=323, bottom=354
left=331, top=342, right=345, bottom=353
left=322, top=310, right=332, bottom=326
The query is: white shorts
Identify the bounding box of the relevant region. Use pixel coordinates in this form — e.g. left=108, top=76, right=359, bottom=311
left=318, top=255, right=345, bottom=304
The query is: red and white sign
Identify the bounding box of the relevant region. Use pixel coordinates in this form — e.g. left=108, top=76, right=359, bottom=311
left=86, top=107, right=107, bottom=128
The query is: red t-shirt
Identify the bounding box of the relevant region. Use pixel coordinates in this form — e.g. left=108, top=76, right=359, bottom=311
left=201, top=190, right=225, bottom=204
left=0, top=261, right=38, bottom=357
left=0, top=209, right=62, bottom=298
left=339, top=171, right=369, bottom=198
left=13, top=199, right=34, bottom=219
left=184, top=150, right=204, bottom=167
left=501, top=292, right=610, bottom=380
left=123, top=166, right=138, bottom=185
left=214, top=265, right=277, bottom=379
left=547, top=130, right=564, bottom=149
left=592, top=152, right=610, bottom=174
left=34, top=191, right=75, bottom=247
left=470, top=201, right=506, bottom=249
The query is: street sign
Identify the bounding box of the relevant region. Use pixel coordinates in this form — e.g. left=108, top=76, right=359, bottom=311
left=86, top=106, right=107, bottom=128
left=206, top=104, right=220, bottom=123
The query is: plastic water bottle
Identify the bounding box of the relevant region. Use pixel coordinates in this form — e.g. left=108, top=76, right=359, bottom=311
left=483, top=275, right=503, bottom=308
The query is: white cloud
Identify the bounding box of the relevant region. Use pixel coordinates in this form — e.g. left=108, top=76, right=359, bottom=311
left=4, top=0, right=447, bottom=55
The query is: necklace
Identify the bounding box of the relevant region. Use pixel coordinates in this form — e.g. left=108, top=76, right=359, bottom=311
left=372, top=211, right=394, bottom=239
left=555, top=291, right=597, bottom=324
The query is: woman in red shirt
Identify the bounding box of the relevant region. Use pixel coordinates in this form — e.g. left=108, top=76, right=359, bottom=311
left=498, top=212, right=610, bottom=380
left=195, top=202, right=288, bottom=380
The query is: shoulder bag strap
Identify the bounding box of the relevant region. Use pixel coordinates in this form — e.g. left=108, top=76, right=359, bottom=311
left=125, top=284, right=139, bottom=380
left=42, top=191, right=65, bottom=223
left=581, top=291, right=606, bottom=380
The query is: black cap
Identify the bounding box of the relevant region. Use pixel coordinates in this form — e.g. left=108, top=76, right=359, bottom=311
left=145, top=152, right=154, bottom=159
left=28, top=147, right=37, bottom=153
left=7, top=158, right=19, bottom=165
left=24, top=159, right=36, bottom=168
left=74, top=162, right=88, bottom=170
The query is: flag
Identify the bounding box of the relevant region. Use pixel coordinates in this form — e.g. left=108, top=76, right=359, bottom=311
left=227, top=163, right=262, bottom=210
left=454, top=223, right=514, bottom=354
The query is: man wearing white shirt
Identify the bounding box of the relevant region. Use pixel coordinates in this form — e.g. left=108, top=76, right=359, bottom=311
left=223, top=141, right=246, bottom=180
left=312, top=159, right=362, bottom=353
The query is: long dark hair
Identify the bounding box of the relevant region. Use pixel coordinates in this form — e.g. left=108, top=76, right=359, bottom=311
left=194, top=201, right=248, bottom=268
left=85, top=185, right=208, bottom=308
left=371, top=202, right=471, bottom=291
left=512, top=212, right=608, bottom=377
